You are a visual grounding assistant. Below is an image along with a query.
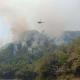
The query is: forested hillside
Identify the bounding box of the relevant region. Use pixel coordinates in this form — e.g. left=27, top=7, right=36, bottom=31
left=0, top=31, right=80, bottom=80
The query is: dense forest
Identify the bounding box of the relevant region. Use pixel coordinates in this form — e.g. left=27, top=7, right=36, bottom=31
left=0, top=31, right=80, bottom=80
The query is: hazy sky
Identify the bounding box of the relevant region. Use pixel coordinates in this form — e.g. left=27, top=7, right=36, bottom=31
left=0, top=0, right=80, bottom=44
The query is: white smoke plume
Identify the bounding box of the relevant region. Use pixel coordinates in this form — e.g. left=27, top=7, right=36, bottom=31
left=0, top=0, right=64, bottom=43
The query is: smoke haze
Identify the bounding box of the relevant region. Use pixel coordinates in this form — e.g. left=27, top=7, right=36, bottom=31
left=9, top=16, right=28, bottom=41
left=0, top=0, right=80, bottom=43
left=0, top=0, right=64, bottom=39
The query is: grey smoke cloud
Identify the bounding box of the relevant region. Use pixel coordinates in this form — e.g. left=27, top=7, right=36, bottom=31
left=0, top=0, right=80, bottom=42
left=35, top=0, right=64, bottom=36
left=0, top=0, right=64, bottom=37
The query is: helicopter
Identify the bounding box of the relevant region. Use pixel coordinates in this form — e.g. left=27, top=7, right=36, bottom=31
left=37, top=20, right=44, bottom=24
